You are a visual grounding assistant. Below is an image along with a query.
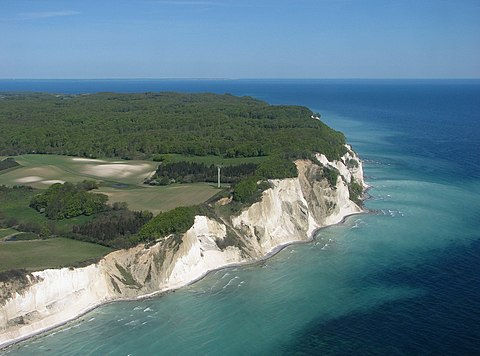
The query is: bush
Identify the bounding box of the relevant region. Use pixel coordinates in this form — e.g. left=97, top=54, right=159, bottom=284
left=346, top=158, right=359, bottom=169
left=30, top=181, right=108, bottom=220
left=233, top=177, right=259, bottom=203
left=323, top=166, right=340, bottom=187
left=231, top=176, right=272, bottom=206
left=348, top=179, right=363, bottom=205
left=137, top=206, right=197, bottom=242
left=0, top=158, right=20, bottom=172
left=0, top=269, right=29, bottom=283
left=6, top=232, right=39, bottom=241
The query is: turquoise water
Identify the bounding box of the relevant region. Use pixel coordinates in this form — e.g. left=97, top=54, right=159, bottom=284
left=2, top=80, right=480, bottom=355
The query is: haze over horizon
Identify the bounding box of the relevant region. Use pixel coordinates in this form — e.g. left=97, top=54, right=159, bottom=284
left=1, top=0, right=479, bottom=79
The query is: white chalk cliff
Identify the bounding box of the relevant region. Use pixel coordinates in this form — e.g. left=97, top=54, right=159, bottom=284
left=0, top=146, right=366, bottom=348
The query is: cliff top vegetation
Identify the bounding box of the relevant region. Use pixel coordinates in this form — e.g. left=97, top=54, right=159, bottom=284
left=0, top=92, right=347, bottom=162
left=0, top=92, right=358, bottom=273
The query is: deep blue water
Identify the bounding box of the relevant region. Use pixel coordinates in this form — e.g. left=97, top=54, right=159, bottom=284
left=2, top=79, right=480, bottom=355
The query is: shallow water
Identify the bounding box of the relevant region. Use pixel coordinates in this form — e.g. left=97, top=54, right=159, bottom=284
left=3, top=80, right=480, bottom=355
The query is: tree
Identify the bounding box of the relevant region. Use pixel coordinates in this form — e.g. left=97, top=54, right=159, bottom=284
left=233, top=177, right=258, bottom=203
left=30, top=181, right=108, bottom=219
left=137, top=206, right=197, bottom=242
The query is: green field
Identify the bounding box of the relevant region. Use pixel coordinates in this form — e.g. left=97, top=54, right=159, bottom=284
left=97, top=183, right=221, bottom=215
left=0, top=238, right=112, bottom=272
left=0, top=154, right=157, bottom=188
left=0, top=185, right=95, bottom=236
left=0, top=154, right=223, bottom=272
left=0, top=154, right=220, bottom=215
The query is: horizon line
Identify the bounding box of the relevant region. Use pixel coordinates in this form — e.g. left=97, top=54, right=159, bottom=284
left=1, top=77, right=479, bottom=81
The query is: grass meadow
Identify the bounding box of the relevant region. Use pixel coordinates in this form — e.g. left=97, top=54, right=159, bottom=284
left=0, top=238, right=112, bottom=272
left=97, top=183, right=220, bottom=215
left=0, top=154, right=157, bottom=188
left=0, top=154, right=224, bottom=271
left=0, top=154, right=221, bottom=214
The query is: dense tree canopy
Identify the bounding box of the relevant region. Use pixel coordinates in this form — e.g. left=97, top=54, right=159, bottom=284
left=0, top=92, right=357, bottom=250
left=136, top=206, right=197, bottom=243
left=232, top=177, right=259, bottom=203
left=146, top=155, right=298, bottom=186
left=146, top=161, right=258, bottom=185
left=72, top=209, right=153, bottom=248
left=255, top=156, right=298, bottom=179
left=0, top=92, right=347, bottom=161
left=30, top=181, right=108, bottom=219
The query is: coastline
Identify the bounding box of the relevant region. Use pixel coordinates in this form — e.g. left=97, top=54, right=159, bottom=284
left=1, top=152, right=367, bottom=350
left=1, top=208, right=365, bottom=351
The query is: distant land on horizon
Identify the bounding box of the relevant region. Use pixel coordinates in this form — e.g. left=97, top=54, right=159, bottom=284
left=1, top=78, right=479, bottom=81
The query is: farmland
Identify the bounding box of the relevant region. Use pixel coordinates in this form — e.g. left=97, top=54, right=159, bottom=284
left=0, top=154, right=221, bottom=271
left=0, top=238, right=112, bottom=272
left=0, top=154, right=220, bottom=214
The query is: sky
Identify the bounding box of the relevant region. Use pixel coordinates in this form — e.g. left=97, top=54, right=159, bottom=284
left=0, top=0, right=479, bottom=79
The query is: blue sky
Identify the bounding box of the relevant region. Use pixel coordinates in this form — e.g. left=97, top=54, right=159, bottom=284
left=1, top=0, right=479, bottom=78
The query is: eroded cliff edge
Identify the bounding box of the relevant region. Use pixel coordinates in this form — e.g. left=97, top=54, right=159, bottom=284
left=0, top=145, right=366, bottom=348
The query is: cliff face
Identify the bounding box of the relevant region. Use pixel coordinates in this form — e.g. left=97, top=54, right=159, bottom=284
left=0, top=146, right=365, bottom=348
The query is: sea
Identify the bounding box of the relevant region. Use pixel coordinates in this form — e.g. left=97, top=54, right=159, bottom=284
left=1, top=79, right=480, bottom=355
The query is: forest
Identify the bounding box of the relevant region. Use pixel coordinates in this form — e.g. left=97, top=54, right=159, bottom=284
left=0, top=92, right=347, bottom=162
left=72, top=208, right=153, bottom=248
left=0, top=92, right=356, bottom=268
left=146, top=161, right=258, bottom=185
left=146, top=155, right=299, bottom=185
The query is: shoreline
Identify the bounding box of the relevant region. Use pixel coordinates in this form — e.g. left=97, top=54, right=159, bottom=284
left=1, top=208, right=365, bottom=351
